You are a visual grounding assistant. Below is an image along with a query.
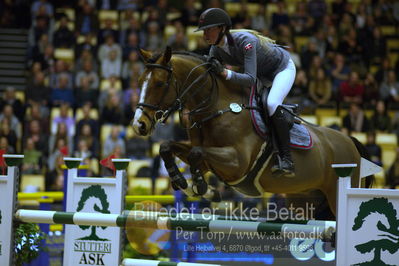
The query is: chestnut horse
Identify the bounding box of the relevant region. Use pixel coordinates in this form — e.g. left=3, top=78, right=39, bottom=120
left=132, top=47, right=368, bottom=216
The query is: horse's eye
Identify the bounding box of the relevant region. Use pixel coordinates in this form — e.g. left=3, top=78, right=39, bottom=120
left=155, top=81, right=164, bottom=88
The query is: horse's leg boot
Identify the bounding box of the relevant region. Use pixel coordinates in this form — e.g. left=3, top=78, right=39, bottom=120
left=271, top=106, right=295, bottom=177
left=160, top=141, right=188, bottom=190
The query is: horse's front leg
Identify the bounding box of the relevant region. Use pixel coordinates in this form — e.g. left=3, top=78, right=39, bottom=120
left=159, top=140, right=192, bottom=192
left=159, top=141, right=220, bottom=201
left=187, top=147, right=221, bottom=202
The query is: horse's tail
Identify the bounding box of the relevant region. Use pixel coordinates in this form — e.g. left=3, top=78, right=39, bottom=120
left=349, top=136, right=375, bottom=188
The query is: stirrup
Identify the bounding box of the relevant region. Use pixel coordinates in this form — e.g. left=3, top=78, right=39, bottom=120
left=271, top=155, right=295, bottom=178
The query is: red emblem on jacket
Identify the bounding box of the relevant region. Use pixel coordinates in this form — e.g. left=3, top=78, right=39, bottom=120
left=244, top=43, right=253, bottom=51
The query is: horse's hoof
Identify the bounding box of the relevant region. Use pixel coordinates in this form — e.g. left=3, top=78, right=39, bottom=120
left=192, top=181, right=208, bottom=195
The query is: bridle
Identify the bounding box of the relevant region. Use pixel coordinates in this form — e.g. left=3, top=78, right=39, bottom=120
left=137, top=58, right=217, bottom=129
left=136, top=63, right=176, bottom=125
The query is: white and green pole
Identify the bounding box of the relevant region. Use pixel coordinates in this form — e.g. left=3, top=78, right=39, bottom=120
left=15, top=209, right=335, bottom=242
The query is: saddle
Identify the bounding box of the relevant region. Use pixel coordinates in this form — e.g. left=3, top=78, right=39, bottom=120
left=249, top=85, right=313, bottom=150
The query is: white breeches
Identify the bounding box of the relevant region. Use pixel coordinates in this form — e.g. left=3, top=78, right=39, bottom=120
left=267, top=59, right=296, bottom=116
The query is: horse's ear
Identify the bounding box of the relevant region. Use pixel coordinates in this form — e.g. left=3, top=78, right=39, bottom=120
left=139, top=49, right=152, bottom=62
left=163, top=46, right=172, bottom=64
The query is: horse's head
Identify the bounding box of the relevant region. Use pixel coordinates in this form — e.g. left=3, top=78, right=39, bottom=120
left=132, top=46, right=175, bottom=136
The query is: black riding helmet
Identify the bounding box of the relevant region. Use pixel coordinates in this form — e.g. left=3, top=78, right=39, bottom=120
left=195, top=8, right=232, bottom=32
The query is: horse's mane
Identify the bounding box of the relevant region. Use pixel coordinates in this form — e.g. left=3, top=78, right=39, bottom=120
left=147, top=50, right=206, bottom=64
left=173, top=51, right=206, bottom=63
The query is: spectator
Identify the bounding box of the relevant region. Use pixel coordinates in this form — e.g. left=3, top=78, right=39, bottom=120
left=76, top=102, right=100, bottom=138
left=251, top=5, right=268, bottom=32
left=75, top=124, right=98, bottom=158
left=49, top=60, right=73, bottom=89
left=309, top=68, right=332, bottom=107
left=26, top=71, right=51, bottom=107
left=34, top=44, right=55, bottom=72
left=141, top=21, right=163, bottom=52
left=24, top=102, right=49, bottom=135
left=98, top=76, right=123, bottom=111
left=75, top=76, right=98, bottom=108
left=101, top=93, right=124, bottom=125
left=308, top=0, right=327, bottom=26
left=101, top=50, right=122, bottom=79
left=0, top=104, right=21, bottom=138
left=340, top=71, right=364, bottom=105
left=0, top=86, right=24, bottom=122
left=25, top=119, right=49, bottom=156
left=370, top=100, right=392, bottom=133
left=309, top=30, right=328, bottom=59
left=98, top=34, right=122, bottom=63
left=75, top=60, right=99, bottom=90
left=308, top=55, right=323, bottom=80
left=180, top=0, right=200, bottom=26
left=329, top=53, right=350, bottom=99
left=53, top=15, right=74, bottom=48
left=0, top=119, right=17, bottom=153
left=75, top=48, right=98, bottom=73
left=286, top=69, right=309, bottom=112
left=290, top=2, right=309, bottom=35
left=120, top=17, right=141, bottom=47
left=29, top=13, right=53, bottom=46
left=0, top=136, right=14, bottom=154
left=386, top=147, right=399, bottom=189
left=49, top=122, right=73, bottom=157
left=98, top=19, right=119, bottom=45
left=300, top=41, right=319, bottom=71
left=167, top=26, right=188, bottom=51
left=337, top=28, right=363, bottom=64
left=365, top=131, right=382, bottom=167
left=51, top=73, right=74, bottom=106
left=31, top=0, right=54, bottom=19
left=375, top=57, right=392, bottom=84
left=363, top=73, right=380, bottom=107
left=271, top=2, right=290, bottom=32
left=22, top=137, right=43, bottom=174
left=45, top=153, right=64, bottom=190
left=102, top=125, right=126, bottom=157
left=51, top=103, right=75, bottom=137
left=122, top=32, right=140, bottom=60
left=75, top=2, right=99, bottom=35
left=379, top=70, right=399, bottom=106
left=121, top=50, right=144, bottom=86
left=342, top=103, right=370, bottom=133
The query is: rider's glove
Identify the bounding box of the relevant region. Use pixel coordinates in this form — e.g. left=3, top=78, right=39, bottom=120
left=205, top=56, right=224, bottom=75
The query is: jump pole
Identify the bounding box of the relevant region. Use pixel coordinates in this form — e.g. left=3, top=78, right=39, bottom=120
left=15, top=209, right=335, bottom=242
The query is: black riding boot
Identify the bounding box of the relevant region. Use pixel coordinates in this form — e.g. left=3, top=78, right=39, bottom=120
left=271, top=106, right=295, bottom=177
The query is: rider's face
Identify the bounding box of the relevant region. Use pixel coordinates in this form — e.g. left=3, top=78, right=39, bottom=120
left=203, top=26, right=221, bottom=45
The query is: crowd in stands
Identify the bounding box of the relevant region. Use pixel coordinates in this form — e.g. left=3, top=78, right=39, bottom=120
left=0, top=0, right=399, bottom=190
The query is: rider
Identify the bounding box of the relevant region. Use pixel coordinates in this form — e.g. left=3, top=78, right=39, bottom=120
left=195, top=8, right=296, bottom=177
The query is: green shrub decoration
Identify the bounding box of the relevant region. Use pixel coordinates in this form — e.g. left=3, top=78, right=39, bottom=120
left=14, top=222, right=46, bottom=266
